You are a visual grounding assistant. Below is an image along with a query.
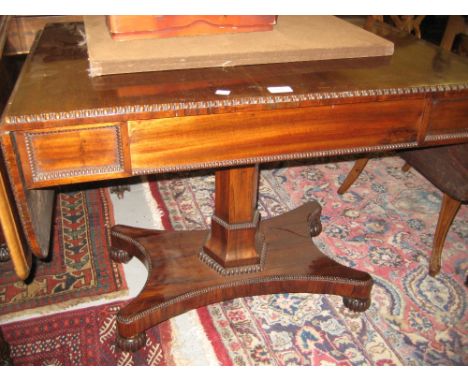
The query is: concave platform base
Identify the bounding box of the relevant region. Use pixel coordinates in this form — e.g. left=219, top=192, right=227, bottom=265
left=110, top=202, right=373, bottom=352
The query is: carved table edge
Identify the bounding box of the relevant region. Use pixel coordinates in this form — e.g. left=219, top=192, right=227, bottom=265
left=4, top=83, right=468, bottom=125
left=117, top=274, right=373, bottom=325
left=132, top=141, right=421, bottom=175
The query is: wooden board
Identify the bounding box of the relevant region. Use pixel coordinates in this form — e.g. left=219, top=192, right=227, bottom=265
left=84, top=16, right=394, bottom=77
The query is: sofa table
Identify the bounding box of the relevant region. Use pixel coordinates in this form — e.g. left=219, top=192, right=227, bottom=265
left=1, top=21, right=467, bottom=352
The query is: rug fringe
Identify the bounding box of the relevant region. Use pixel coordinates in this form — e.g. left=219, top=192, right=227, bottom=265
left=0, top=289, right=129, bottom=324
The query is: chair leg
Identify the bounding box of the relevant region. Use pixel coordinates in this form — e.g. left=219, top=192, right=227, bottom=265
left=338, top=158, right=369, bottom=194
left=429, top=193, right=461, bottom=276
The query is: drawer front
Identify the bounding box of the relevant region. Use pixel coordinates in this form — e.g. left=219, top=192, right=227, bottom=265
left=426, top=98, right=468, bottom=138
left=129, top=99, right=425, bottom=173
left=15, top=123, right=131, bottom=187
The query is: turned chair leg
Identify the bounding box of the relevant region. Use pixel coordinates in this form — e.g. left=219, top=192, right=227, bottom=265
left=338, top=158, right=370, bottom=194
left=429, top=193, right=461, bottom=276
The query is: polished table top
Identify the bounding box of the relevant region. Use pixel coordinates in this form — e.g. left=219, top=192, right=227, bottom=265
left=2, top=20, right=468, bottom=129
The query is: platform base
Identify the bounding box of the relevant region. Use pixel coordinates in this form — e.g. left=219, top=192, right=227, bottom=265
left=110, top=201, right=373, bottom=351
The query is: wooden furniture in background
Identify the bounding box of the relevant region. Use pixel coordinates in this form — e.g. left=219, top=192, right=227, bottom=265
left=389, top=16, right=426, bottom=38
left=4, top=15, right=83, bottom=55
left=440, top=15, right=467, bottom=53
left=338, top=144, right=468, bottom=276
left=1, top=20, right=468, bottom=352
left=365, top=16, right=425, bottom=38
left=401, top=145, right=467, bottom=275
left=338, top=16, right=468, bottom=276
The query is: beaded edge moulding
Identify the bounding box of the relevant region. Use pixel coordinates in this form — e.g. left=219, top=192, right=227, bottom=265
left=4, top=83, right=468, bottom=125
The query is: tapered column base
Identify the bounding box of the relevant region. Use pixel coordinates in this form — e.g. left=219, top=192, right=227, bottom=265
left=110, top=201, right=373, bottom=352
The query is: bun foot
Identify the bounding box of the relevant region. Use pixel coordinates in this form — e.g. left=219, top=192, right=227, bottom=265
left=110, top=247, right=132, bottom=264
left=116, top=332, right=147, bottom=352
left=307, top=209, right=322, bottom=237
left=343, top=296, right=371, bottom=312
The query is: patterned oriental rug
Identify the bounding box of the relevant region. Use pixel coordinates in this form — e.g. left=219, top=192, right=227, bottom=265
left=0, top=188, right=127, bottom=322
left=2, top=156, right=467, bottom=365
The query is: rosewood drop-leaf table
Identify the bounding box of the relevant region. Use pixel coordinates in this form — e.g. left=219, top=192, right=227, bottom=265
left=1, top=21, right=467, bottom=352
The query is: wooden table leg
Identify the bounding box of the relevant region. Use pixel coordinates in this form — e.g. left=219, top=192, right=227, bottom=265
left=110, top=165, right=373, bottom=352
left=201, top=165, right=262, bottom=272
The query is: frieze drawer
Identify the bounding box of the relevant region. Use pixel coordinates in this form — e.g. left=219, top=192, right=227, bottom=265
left=129, top=99, right=425, bottom=174
left=425, top=97, right=468, bottom=142
left=14, top=123, right=131, bottom=188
